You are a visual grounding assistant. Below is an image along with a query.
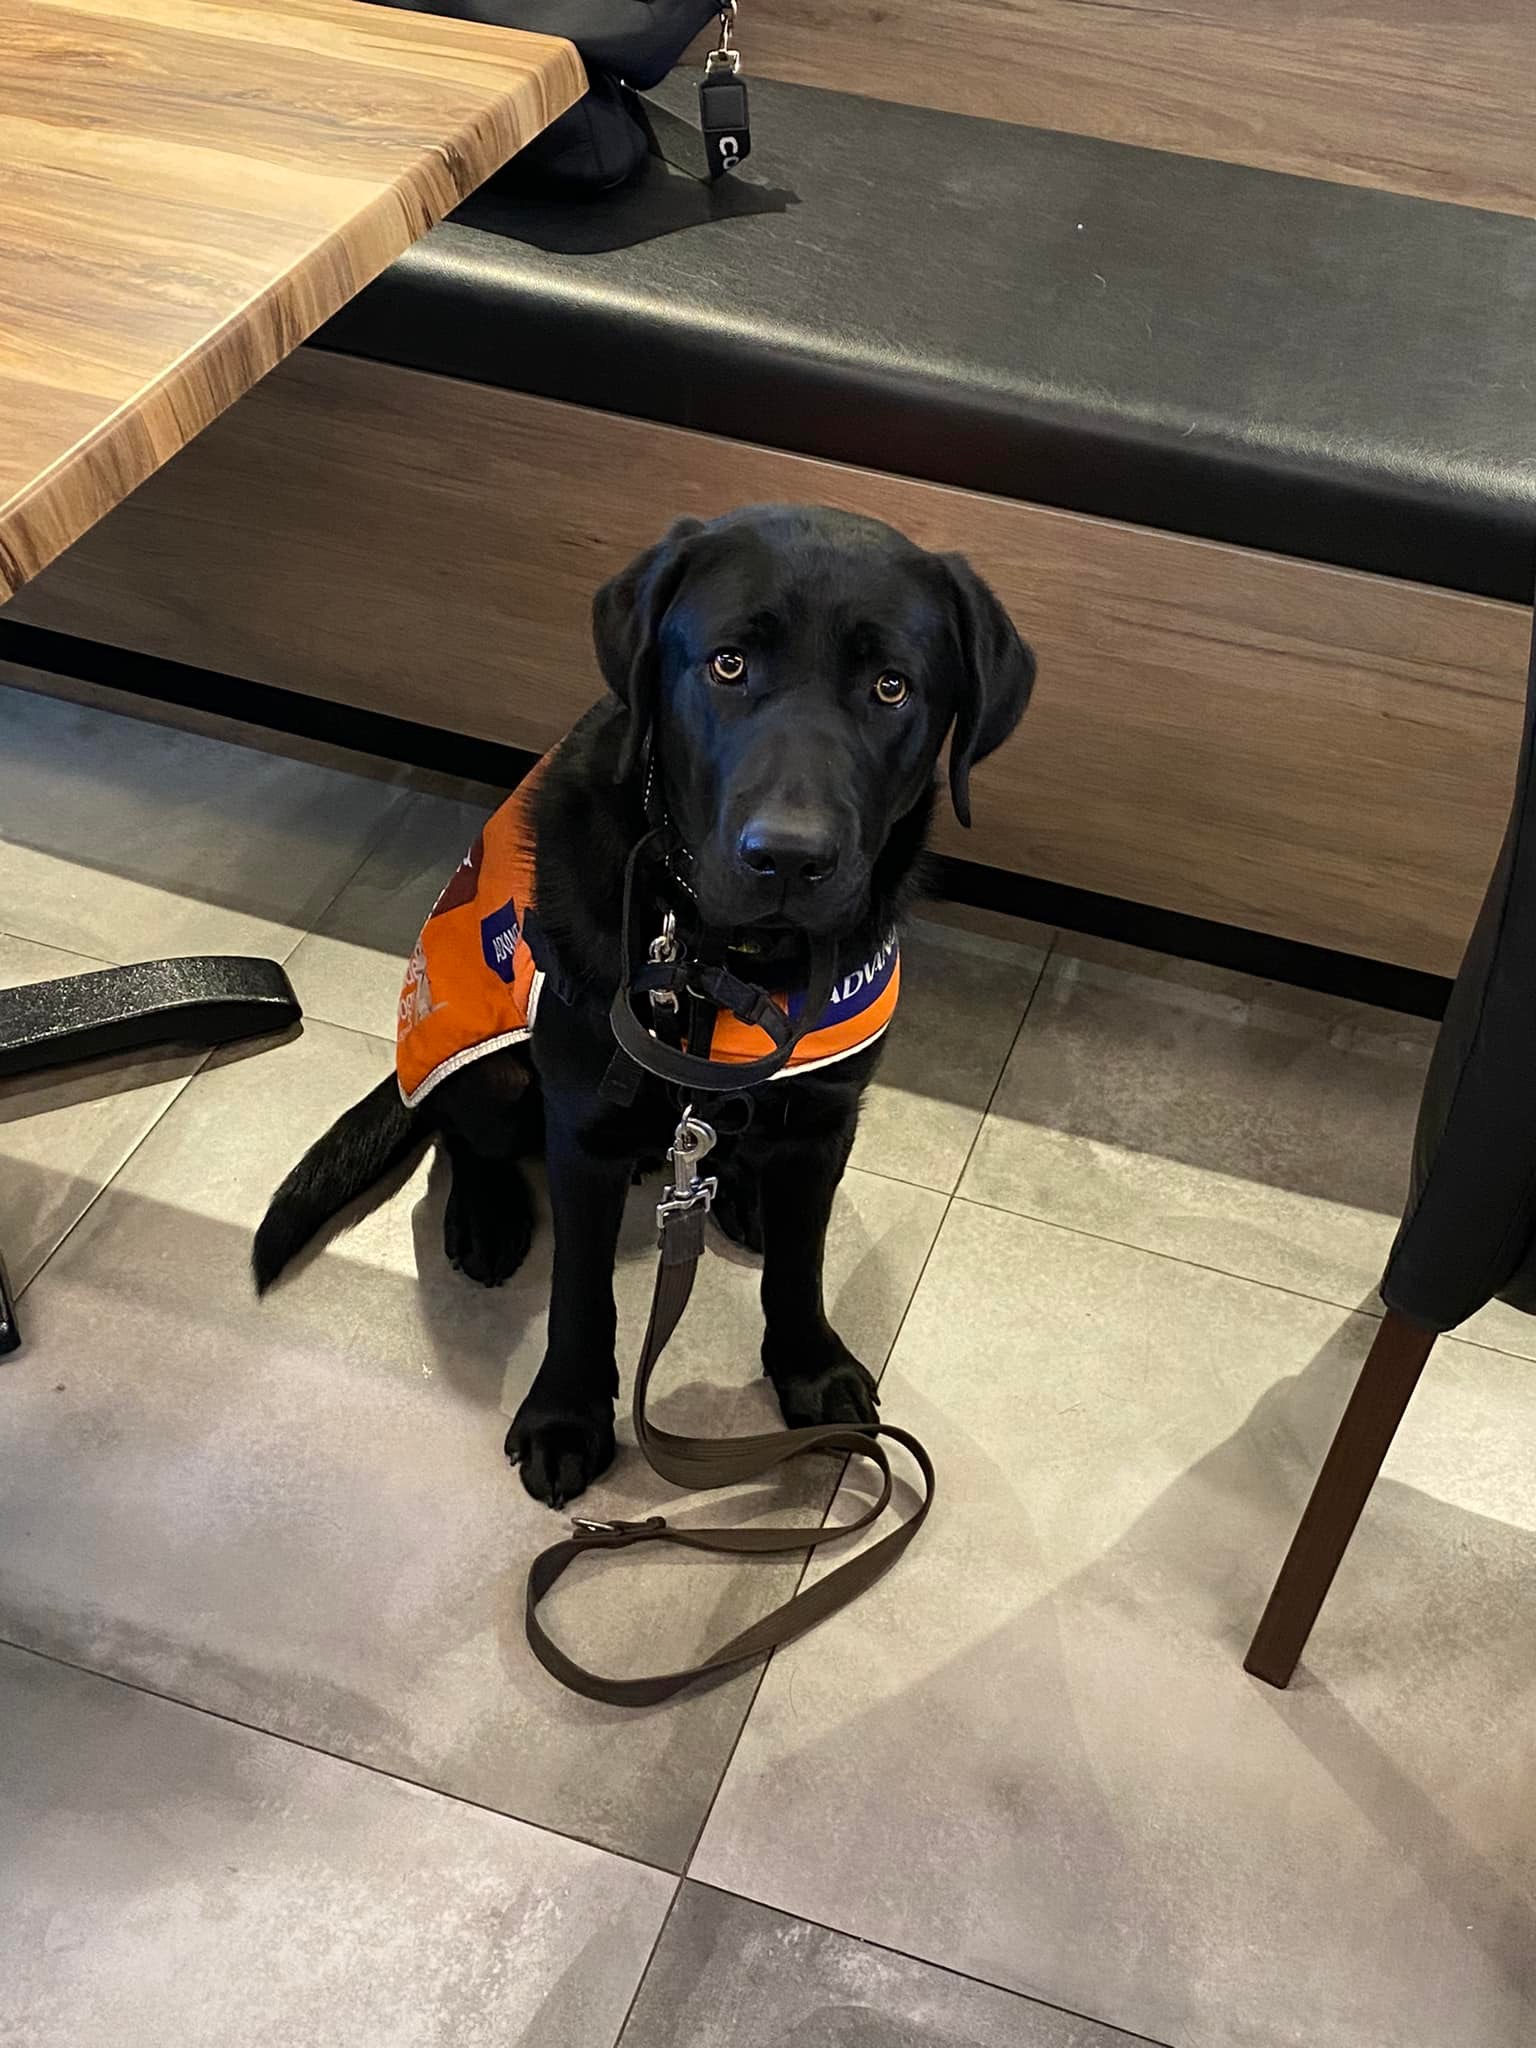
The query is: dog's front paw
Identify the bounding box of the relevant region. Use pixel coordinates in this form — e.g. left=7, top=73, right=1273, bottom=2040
left=504, top=1400, right=616, bottom=1508
left=765, top=1337, right=880, bottom=1431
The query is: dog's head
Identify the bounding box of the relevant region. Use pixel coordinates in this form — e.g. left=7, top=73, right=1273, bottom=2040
left=593, top=504, right=1035, bottom=935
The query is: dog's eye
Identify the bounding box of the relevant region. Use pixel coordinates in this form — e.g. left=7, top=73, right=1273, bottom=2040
left=873, top=671, right=910, bottom=707
left=709, top=649, right=747, bottom=686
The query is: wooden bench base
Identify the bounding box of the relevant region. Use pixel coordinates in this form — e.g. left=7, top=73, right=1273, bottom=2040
left=4, top=349, right=1529, bottom=977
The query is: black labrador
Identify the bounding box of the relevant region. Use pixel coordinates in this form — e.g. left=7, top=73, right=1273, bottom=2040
left=253, top=505, right=1034, bottom=1507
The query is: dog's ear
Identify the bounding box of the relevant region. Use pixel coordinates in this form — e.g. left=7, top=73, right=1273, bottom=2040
left=940, top=554, right=1036, bottom=828
left=592, top=517, right=706, bottom=784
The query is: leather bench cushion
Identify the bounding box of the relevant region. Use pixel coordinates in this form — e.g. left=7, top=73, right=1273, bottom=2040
left=316, top=76, right=1536, bottom=602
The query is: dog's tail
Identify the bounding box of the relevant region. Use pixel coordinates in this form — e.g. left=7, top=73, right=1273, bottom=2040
left=253, top=1076, right=424, bottom=1294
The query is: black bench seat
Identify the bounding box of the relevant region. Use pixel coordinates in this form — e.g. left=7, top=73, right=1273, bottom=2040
left=317, top=74, right=1536, bottom=602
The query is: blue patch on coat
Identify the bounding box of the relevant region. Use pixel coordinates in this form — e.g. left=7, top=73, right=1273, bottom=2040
left=480, top=897, right=522, bottom=984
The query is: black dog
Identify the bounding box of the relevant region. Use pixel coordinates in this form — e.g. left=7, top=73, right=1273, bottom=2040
left=253, top=506, right=1034, bottom=1507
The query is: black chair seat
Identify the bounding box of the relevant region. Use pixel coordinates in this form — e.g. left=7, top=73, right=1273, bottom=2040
left=317, top=74, right=1536, bottom=601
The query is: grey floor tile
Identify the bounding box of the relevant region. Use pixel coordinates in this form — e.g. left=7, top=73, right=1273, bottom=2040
left=0, top=932, right=205, bottom=1289
left=0, top=684, right=404, bottom=965
left=0, top=661, right=408, bottom=784
left=618, top=1882, right=1154, bottom=2047
left=694, top=1200, right=1536, bottom=2048
left=850, top=914, right=1052, bottom=1193
left=284, top=789, right=499, bottom=1039
left=958, top=936, right=1536, bottom=1360
left=0, top=1017, right=944, bottom=1872
left=0, top=1642, right=672, bottom=2048
left=0, top=665, right=507, bottom=813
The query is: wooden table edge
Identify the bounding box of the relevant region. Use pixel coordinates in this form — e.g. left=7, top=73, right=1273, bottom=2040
left=0, top=30, right=586, bottom=605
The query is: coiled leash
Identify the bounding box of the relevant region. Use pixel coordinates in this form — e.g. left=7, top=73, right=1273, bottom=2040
left=523, top=840, right=935, bottom=1707
left=525, top=1108, right=935, bottom=1705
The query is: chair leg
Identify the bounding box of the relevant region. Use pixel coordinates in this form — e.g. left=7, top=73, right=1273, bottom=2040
left=0, top=1246, right=18, bottom=1357
left=1245, top=1307, right=1437, bottom=1689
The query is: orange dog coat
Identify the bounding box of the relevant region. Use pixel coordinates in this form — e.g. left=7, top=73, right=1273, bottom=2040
left=397, top=757, right=900, bottom=1107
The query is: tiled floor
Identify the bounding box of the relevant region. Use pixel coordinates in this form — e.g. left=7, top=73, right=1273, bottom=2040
left=2, top=678, right=1533, bottom=2048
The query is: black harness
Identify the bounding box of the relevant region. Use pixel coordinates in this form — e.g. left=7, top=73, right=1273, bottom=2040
left=606, top=825, right=840, bottom=1096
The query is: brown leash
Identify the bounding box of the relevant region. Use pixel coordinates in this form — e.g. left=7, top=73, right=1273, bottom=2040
left=524, top=1109, right=935, bottom=1707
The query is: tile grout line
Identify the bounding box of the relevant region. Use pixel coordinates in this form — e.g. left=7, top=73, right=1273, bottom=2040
left=950, top=1185, right=1399, bottom=1323
left=1, top=912, right=194, bottom=1302
left=923, top=933, right=1536, bottom=1376
left=0, top=928, right=123, bottom=974
left=948, top=926, right=1060, bottom=1199
left=675, top=933, right=1058, bottom=1876
left=15, top=772, right=417, bottom=1304
left=909, top=932, right=1536, bottom=1368
left=8, top=767, right=416, bottom=1299
left=271, top=781, right=417, bottom=971
left=603, top=1875, right=688, bottom=2048
left=0, top=1634, right=676, bottom=1884
left=0, top=779, right=410, bottom=983
left=14, top=1043, right=220, bottom=1304
left=683, top=1876, right=1178, bottom=2048
left=676, top=1186, right=959, bottom=1875
left=14, top=997, right=412, bottom=1306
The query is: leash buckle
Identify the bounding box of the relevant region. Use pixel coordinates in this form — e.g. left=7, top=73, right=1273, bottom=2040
left=658, top=1106, right=718, bottom=1230
left=669, top=1106, right=716, bottom=1172
left=571, top=1514, right=667, bottom=1537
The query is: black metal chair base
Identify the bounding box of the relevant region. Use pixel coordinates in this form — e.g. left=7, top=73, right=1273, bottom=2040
left=0, top=955, right=299, bottom=1079
left=0, top=956, right=301, bottom=1354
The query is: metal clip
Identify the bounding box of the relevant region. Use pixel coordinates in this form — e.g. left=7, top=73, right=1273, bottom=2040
left=670, top=1106, right=716, bottom=1174
left=647, top=910, right=681, bottom=1018
left=705, top=0, right=741, bottom=73
left=571, top=1515, right=666, bottom=1536
left=658, top=1105, right=718, bottom=1228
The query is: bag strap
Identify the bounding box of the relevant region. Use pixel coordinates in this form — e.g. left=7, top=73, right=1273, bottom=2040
left=636, top=1, right=752, bottom=186
left=525, top=1126, right=934, bottom=1707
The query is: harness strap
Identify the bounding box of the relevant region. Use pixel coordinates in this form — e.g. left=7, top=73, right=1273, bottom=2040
left=524, top=1192, right=935, bottom=1707
left=630, top=959, right=787, bottom=1039
left=609, top=829, right=839, bottom=1092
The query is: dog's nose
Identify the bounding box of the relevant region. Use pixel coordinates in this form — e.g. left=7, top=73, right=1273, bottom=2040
left=737, top=813, right=840, bottom=887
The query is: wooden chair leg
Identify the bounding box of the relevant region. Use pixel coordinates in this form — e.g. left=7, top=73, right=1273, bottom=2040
left=1245, top=1308, right=1438, bottom=1689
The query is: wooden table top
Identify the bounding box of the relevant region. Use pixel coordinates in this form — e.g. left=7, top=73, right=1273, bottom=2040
left=0, top=0, right=585, bottom=602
